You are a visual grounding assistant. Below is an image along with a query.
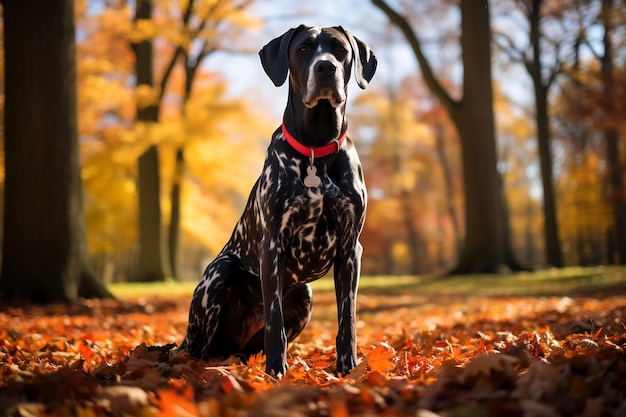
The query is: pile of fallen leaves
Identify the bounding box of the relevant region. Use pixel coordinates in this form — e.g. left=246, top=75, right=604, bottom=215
left=1, top=289, right=625, bottom=416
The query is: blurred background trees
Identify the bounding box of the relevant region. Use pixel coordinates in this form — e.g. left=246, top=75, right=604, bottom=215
left=71, top=0, right=267, bottom=284
left=373, top=0, right=525, bottom=274
left=0, top=0, right=625, bottom=294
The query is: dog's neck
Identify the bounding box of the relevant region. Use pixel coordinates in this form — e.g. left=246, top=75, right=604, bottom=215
left=283, top=90, right=347, bottom=148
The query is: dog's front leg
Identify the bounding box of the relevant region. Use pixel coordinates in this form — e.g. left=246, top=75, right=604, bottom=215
left=334, top=241, right=363, bottom=375
left=258, top=237, right=288, bottom=377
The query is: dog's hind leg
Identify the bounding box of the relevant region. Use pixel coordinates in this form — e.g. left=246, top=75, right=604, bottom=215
left=240, top=283, right=312, bottom=358
left=181, top=254, right=251, bottom=360
left=211, top=273, right=265, bottom=357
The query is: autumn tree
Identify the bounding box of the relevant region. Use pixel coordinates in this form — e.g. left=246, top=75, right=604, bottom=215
left=157, top=0, right=256, bottom=278
left=355, top=80, right=444, bottom=274
left=552, top=80, right=613, bottom=265
left=373, top=0, right=523, bottom=273
left=494, top=0, right=568, bottom=267
left=552, top=0, right=626, bottom=265
left=0, top=0, right=112, bottom=303
left=595, top=0, right=626, bottom=263
left=494, top=84, right=544, bottom=267
left=76, top=1, right=138, bottom=281
left=131, top=0, right=170, bottom=282
left=128, top=0, right=256, bottom=281
left=74, top=1, right=264, bottom=281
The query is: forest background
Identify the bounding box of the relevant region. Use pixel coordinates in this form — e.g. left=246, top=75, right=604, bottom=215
left=1, top=0, right=625, bottom=289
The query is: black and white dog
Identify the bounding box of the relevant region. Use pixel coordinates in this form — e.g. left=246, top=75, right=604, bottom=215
left=180, top=25, right=376, bottom=377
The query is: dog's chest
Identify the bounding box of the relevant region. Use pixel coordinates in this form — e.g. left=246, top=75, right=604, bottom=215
left=280, top=187, right=342, bottom=282
left=260, top=154, right=359, bottom=280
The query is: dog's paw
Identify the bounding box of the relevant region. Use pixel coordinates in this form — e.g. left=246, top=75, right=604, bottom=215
left=265, top=362, right=288, bottom=379
left=336, top=354, right=357, bottom=376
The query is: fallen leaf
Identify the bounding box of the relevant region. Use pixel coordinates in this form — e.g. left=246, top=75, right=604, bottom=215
left=96, top=385, right=149, bottom=414
left=464, top=353, right=518, bottom=378
left=367, top=343, right=396, bottom=373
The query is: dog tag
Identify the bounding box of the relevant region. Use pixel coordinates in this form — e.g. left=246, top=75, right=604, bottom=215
left=304, top=165, right=321, bottom=188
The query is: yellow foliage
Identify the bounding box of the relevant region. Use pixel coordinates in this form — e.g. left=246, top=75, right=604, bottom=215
left=79, top=75, right=134, bottom=136
left=391, top=243, right=410, bottom=262
left=97, top=6, right=133, bottom=38
left=75, top=0, right=266, bottom=265
left=558, top=152, right=612, bottom=236
left=81, top=70, right=268, bottom=257
left=82, top=138, right=139, bottom=254
left=149, top=0, right=262, bottom=52
left=128, top=19, right=156, bottom=43
left=75, top=0, right=88, bottom=16
left=135, top=84, right=161, bottom=110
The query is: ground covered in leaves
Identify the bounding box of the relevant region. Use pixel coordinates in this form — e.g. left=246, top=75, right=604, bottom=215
left=1, top=271, right=626, bottom=417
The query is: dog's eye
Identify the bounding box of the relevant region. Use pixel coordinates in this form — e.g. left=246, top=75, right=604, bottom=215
left=299, top=46, right=309, bottom=53
left=338, top=46, right=347, bottom=53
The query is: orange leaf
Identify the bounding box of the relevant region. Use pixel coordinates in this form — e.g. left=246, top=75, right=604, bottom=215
left=155, top=387, right=198, bottom=417
left=329, top=397, right=350, bottom=417
left=367, top=343, right=396, bottom=373
left=79, top=341, right=94, bottom=362
left=451, top=344, right=463, bottom=358
left=246, top=352, right=265, bottom=369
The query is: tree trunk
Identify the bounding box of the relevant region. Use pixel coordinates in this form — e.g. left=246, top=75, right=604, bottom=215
left=527, top=0, right=564, bottom=267
left=168, top=148, right=185, bottom=278
left=373, top=0, right=523, bottom=274
left=137, top=146, right=170, bottom=281
left=534, top=85, right=563, bottom=266
left=601, top=0, right=626, bottom=264
left=0, top=0, right=112, bottom=303
left=166, top=51, right=210, bottom=279
left=455, top=2, right=497, bottom=271
left=132, top=0, right=170, bottom=282
left=452, top=1, right=522, bottom=273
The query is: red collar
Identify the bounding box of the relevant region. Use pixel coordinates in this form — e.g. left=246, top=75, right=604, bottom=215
left=281, top=121, right=347, bottom=158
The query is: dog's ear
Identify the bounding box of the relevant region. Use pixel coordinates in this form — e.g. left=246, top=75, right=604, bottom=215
left=259, top=25, right=306, bottom=87
left=337, top=26, right=377, bottom=90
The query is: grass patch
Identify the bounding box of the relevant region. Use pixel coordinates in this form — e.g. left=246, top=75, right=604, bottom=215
left=310, top=266, right=626, bottom=297
left=110, top=280, right=197, bottom=299
left=109, top=266, right=626, bottom=300
left=417, top=266, right=626, bottom=297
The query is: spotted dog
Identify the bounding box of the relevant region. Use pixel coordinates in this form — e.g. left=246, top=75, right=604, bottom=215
left=180, top=25, right=377, bottom=377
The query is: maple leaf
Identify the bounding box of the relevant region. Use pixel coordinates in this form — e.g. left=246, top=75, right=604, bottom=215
left=367, top=343, right=396, bottom=373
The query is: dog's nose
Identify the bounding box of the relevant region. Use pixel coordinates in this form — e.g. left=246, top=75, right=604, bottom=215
left=315, top=60, right=336, bottom=74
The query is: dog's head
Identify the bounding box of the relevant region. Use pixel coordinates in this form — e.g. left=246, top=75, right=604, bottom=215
left=259, top=25, right=377, bottom=109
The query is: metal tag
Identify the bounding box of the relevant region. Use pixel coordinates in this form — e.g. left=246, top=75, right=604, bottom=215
left=304, top=165, right=321, bottom=188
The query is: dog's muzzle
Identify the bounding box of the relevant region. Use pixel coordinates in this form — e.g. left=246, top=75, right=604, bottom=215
left=303, top=57, right=346, bottom=108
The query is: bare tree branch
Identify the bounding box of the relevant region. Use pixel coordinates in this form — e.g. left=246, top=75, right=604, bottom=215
left=493, top=30, right=526, bottom=64
left=371, top=0, right=460, bottom=120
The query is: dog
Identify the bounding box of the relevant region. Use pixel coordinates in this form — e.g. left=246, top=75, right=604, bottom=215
left=179, top=25, right=377, bottom=377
